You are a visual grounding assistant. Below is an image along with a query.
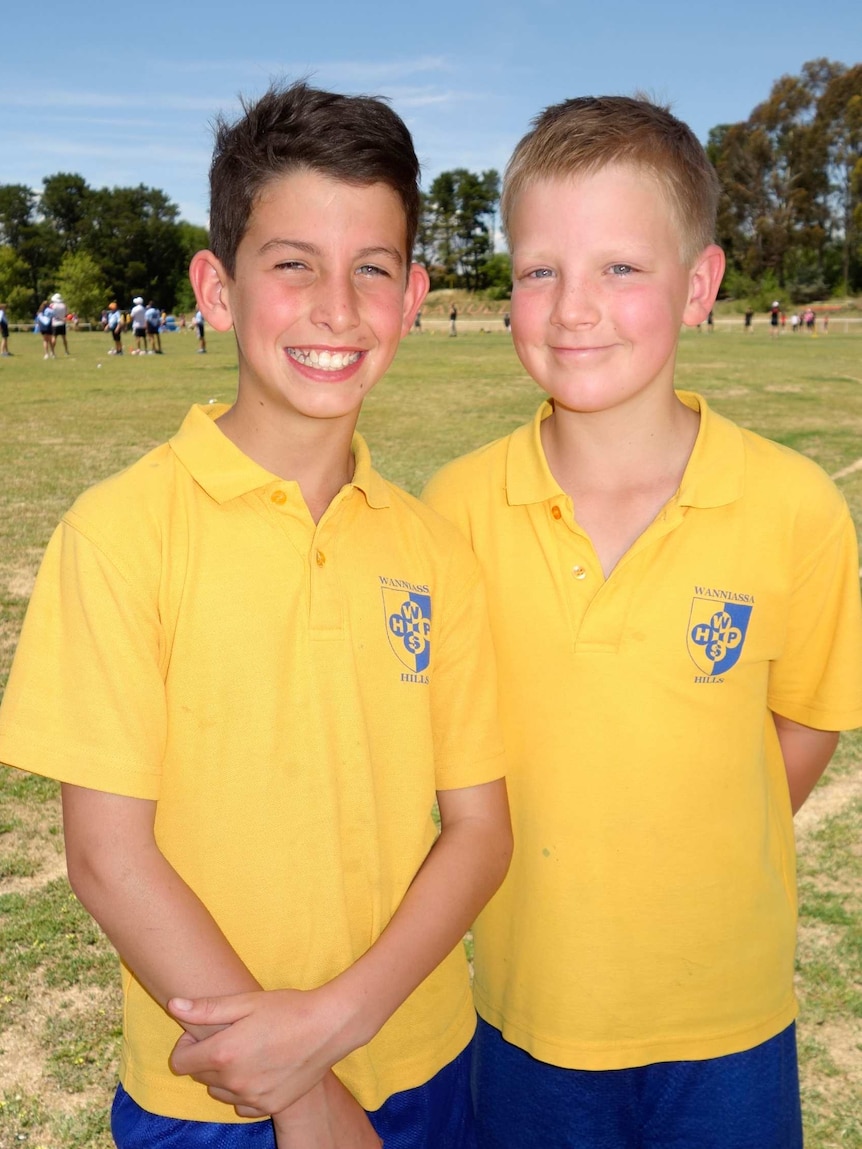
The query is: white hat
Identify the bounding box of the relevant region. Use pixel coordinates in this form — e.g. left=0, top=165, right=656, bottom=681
left=772, top=301, right=780, bottom=308
left=51, top=293, right=62, bottom=302
left=133, top=296, right=144, bottom=305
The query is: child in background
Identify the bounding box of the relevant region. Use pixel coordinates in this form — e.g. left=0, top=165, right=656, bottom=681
left=194, top=306, right=206, bottom=352
left=104, top=301, right=124, bottom=354
left=130, top=295, right=148, bottom=354
left=145, top=300, right=162, bottom=354
left=0, top=302, right=10, bottom=355
left=36, top=300, right=54, bottom=358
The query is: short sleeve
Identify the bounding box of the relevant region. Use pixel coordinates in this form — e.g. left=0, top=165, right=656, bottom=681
left=422, top=465, right=473, bottom=545
left=0, top=517, right=167, bottom=797
left=428, top=541, right=505, bottom=791
left=768, top=494, right=862, bottom=730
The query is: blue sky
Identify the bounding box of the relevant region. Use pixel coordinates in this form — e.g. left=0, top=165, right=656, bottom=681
left=2, top=0, right=859, bottom=229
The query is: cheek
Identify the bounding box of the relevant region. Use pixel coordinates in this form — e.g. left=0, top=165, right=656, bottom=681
left=510, top=290, right=542, bottom=338
left=367, top=295, right=411, bottom=348
left=615, top=289, right=673, bottom=338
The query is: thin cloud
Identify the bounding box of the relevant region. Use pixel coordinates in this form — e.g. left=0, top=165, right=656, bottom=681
left=0, top=89, right=231, bottom=113
left=388, top=87, right=487, bottom=109
left=10, top=134, right=211, bottom=167
left=307, top=57, right=453, bottom=84
left=155, top=55, right=452, bottom=84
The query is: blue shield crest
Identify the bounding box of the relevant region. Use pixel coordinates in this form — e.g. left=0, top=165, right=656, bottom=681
left=384, top=590, right=432, bottom=672
left=687, top=598, right=752, bottom=675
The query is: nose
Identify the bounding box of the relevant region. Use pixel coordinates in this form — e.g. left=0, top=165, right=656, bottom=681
left=310, top=272, right=360, bottom=333
left=549, top=276, right=600, bottom=329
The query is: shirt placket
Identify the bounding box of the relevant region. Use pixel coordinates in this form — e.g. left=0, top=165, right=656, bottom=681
left=264, top=482, right=346, bottom=636
left=542, top=497, right=687, bottom=651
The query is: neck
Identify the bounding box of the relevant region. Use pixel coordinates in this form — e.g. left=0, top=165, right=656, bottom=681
left=216, top=403, right=357, bottom=523
left=541, top=391, right=699, bottom=495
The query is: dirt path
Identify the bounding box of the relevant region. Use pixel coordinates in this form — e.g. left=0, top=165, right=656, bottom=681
left=794, top=766, right=862, bottom=840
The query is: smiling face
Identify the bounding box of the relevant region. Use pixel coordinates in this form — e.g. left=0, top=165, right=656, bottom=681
left=508, top=164, right=720, bottom=419
left=194, top=168, right=427, bottom=432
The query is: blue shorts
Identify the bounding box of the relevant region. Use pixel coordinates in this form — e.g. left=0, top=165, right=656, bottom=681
left=112, top=1038, right=476, bottom=1149
left=472, top=1017, right=802, bottom=1149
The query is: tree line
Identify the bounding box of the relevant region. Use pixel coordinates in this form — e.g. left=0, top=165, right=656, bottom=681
left=708, top=58, right=862, bottom=306
left=0, top=175, right=207, bottom=321
left=0, top=58, right=859, bottom=320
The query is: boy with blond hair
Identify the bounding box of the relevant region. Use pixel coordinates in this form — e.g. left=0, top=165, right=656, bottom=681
left=0, top=82, right=512, bottom=1149
left=424, top=96, right=862, bottom=1149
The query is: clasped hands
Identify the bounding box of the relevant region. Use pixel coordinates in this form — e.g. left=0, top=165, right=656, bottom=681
left=168, top=987, right=381, bottom=1147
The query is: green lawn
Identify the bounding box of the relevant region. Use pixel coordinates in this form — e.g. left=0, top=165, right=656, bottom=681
left=1, top=321, right=861, bottom=1147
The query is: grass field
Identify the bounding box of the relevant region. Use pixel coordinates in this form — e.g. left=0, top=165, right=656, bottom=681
left=1, top=321, right=861, bottom=1148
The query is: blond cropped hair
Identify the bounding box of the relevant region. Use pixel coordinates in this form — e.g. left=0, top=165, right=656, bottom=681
left=501, top=95, right=720, bottom=265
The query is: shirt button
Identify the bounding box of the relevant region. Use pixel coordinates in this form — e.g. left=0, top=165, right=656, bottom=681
left=551, top=506, right=562, bottom=520
left=270, top=489, right=287, bottom=505
left=315, top=550, right=326, bottom=566
left=572, top=565, right=587, bottom=580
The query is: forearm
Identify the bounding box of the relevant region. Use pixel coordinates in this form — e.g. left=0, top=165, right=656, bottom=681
left=329, top=778, right=512, bottom=1051
left=62, top=784, right=259, bottom=1038
left=165, top=778, right=511, bottom=1116
left=271, top=1076, right=381, bottom=1149
left=772, top=713, right=840, bottom=814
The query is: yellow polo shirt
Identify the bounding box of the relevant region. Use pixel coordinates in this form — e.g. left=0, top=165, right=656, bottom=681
left=0, top=404, right=504, bottom=1119
left=424, top=392, right=862, bottom=1070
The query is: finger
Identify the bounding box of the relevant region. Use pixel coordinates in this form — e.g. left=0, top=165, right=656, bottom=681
left=168, top=1031, right=201, bottom=1074
left=170, top=1035, right=232, bottom=1078
left=235, top=1104, right=271, bottom=1118
left=168, top=993, right=253, bottom=1026
left=206, top=1084, right=264, bottom=1109
left=172, top=1031, right=199, bottom=1054
left=170, top=1038, right=207, bottom=1076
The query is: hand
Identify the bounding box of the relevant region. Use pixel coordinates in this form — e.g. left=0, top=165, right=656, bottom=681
left=168, top=986, right=357, bottom=1115
left=272, top=1075, right=382, bottom=1149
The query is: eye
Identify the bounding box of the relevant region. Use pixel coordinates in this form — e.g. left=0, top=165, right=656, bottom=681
left=520, top=267, right=554, bottom=281
left=274, top=260, right=309, bottom=272
left=356, top=263, right=391, bottom=278
left=608, top=263, right=635, bottom=277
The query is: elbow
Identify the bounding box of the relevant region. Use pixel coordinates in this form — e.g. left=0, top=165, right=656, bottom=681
left=64, top=842, right=109, bottom=917
left=486, top=817, right=514, bottom=898
left=498, top=824, right=514, bottom=883
left=486, top=783, right=514, bottom=893
left=64, top=831, right=136, bottom=925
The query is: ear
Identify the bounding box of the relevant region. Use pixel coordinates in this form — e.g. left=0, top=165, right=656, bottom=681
left=189, top=250, right=235, bottom=333
left=681, top=244, right=726, bottom=328
left=401, top=262, right=430, bottom=336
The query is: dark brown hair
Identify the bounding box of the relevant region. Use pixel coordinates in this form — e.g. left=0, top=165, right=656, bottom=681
left=502, top=95, right=720, bottom=264
left=208, top=81, right=421, bottom=276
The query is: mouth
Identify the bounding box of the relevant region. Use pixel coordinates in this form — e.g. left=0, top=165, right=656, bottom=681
left=553, top=344, right=615, bottom=357
left=286, top=347, right=362, bottom=371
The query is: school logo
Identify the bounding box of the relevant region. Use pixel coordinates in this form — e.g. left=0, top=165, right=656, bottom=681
left=687, top=598, right=752, bottom=675
left=383, top=589, right=432, bottom=673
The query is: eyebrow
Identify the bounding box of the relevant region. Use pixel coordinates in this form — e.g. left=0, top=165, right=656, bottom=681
left=258, top=239, right=404, bottom=267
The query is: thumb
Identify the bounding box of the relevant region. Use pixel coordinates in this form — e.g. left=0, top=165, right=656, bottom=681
left=167, top=992, right=251, bottom=1026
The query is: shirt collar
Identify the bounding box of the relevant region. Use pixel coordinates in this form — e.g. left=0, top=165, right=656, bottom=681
left=505, top=401, right=561, bottom=506
left=505, top=392, right=744, bottom=510
left=169, top=404, right=390, bottom=508
left=674, top=391, right=744, bottom=508
left=350, top=431, right=391, bottom=508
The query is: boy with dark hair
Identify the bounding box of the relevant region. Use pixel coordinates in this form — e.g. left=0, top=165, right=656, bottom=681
left=424, top=95, right=862, bottom=1149
left=0, top=81, right=511, bottom=1149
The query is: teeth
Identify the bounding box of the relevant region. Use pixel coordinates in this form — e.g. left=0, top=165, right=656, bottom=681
left=287, top=348, right=361, bottom=370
